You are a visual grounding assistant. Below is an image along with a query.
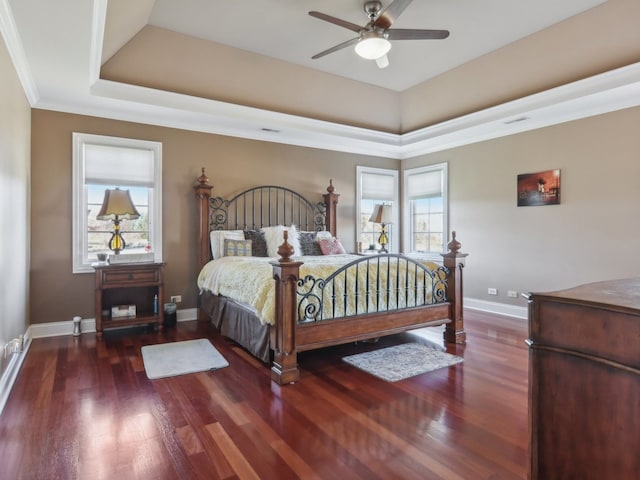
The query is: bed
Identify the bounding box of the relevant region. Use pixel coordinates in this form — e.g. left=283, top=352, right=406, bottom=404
left=194, top=168, right=467, bottom=384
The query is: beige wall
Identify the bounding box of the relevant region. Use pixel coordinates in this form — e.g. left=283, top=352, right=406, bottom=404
left=0, top=36, right=30, bottom=353
left=30, top=110, right=397, bottom=324
left=403, top=105, right=640, bottom=305
left=31, top=105, right=640, bottom=324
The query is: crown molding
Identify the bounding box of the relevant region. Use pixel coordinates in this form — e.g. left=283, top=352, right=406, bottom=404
left=83, top=79, right=403, bottom=157
left=88, top=0, right=107, bottom=85
left=0, top=0, right=38, bottom=104
left=399, top=61, right=640, bottom=158
left=70, top=61, right=640, bottom=159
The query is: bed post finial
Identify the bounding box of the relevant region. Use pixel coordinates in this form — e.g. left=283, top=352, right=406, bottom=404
left=327, top=179, right=335, bottom=194
left=447, top=230, right=461, bottom=254
left=277, top=230, right=295, bottom=262
left=197, top=167, right=210, bottom=188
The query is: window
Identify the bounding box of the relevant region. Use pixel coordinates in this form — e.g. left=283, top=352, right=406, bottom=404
left=403, top=163, right=448, bottom=256
left=72, top=133, right=162, bottom=273
left=356, top=166, right=399, bottom=252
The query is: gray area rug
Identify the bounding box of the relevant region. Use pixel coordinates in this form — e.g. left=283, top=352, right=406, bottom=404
left=141, top=338, right=229, bottom=379
left=342, top=343, right=463, bottom=382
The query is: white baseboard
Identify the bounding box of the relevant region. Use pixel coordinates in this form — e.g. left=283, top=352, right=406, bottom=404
left=28, top=317, right=96, bottom=339
left=465, top=297, right=528, bottom=319
left=26, top=303, right=518, bottom=338
left=0, top=332, right=32, bottom=415
left=28, top=308, right=199, bottom=339
left=177, top=308, right=198, bottom=322
left=24, top=300, right=521, bottom=340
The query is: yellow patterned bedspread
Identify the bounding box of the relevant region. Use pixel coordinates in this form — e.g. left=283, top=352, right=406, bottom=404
left=197, top=254, right=443, bottom=326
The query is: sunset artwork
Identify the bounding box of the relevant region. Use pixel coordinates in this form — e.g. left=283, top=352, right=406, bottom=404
left=517, top=169, right=560, bottom=207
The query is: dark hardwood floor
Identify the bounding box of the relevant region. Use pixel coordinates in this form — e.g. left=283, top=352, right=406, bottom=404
left=0, top=310, right=528, bottom=479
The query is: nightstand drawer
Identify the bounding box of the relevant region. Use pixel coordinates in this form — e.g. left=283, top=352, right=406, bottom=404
left=100, top=266, right=160, bottom=286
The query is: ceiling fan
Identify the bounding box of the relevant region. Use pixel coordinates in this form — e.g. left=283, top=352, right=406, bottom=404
left=309, top=0, right=449, bottom=69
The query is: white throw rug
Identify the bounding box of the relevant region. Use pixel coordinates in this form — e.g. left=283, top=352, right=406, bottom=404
left=342, top=343, right=463, bottom=382
left=141, top=339, right=229, bottom=379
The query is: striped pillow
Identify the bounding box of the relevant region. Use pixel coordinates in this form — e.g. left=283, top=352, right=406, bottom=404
left=223, top=239, right=253, bottom=257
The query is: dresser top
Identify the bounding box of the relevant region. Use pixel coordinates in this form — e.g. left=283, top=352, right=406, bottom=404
left=529, top=277, right=640, bottom=312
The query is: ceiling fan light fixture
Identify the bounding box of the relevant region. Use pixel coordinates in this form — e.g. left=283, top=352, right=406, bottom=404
left=354, top=32, right=391, bottom=60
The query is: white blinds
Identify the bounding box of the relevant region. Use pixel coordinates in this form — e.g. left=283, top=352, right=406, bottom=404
left=361, top=171, right=396, bottom=200
left=85, top=144, right=155, bottom=187
left=406, top=169, right=442, bottom=200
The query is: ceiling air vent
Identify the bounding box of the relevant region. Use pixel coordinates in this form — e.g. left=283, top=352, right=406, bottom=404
left=503, top=116, right=529, bottom=125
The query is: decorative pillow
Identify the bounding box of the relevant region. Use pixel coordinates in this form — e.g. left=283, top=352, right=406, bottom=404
left=316, top=230, right=333, bottom=241
left=223, top=238, right=252, bottom=257
left=243, top=229, right=268, bottom=257
left=210, top=230, right=244, bottom=259
left=299, top=231, right=323, bottom=256
left=318, top=237, right=347, bottom=255
left=261, top=225, right=302, bottom=257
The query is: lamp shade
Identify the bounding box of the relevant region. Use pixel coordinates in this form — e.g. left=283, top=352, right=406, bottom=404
left=354, top=32, right=391, bottom=60
left=96, top=188, right=140, bottom=220
left=369, top=204, right=393, bottom=225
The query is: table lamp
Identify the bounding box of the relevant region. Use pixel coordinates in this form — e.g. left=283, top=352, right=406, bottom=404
left=96, top=188, right=140, bottom=254
left=369, top=204, right=392, bottom=253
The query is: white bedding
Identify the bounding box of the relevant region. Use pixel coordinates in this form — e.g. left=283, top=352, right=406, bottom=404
left=197, top=255, right=441, bottom=325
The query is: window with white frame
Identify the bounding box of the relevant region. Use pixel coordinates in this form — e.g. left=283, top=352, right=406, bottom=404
left=72, top=133, right=162, bottom=273
left=356, top=166, right=399, bottom=252
left=403, top=163, right=448, bottom=256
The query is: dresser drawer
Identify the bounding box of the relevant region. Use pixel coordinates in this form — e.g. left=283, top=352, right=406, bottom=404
left=529, top=284, right=640, bottom=369
left=100, top=266, right=161, bottom=286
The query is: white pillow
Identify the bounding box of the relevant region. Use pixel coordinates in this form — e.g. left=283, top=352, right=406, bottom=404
left=261, top=225, right=302, bottom=257
left=315, top=230, right=333, bottom=241
left=210, top=230, right=244, bottom=259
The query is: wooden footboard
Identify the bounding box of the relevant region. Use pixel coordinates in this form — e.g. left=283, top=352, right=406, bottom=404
left=271, top=232, right=467, bottom=385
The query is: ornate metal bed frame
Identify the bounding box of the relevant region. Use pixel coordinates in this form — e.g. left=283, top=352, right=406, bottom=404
left=194, top=169, right=467, bottom=384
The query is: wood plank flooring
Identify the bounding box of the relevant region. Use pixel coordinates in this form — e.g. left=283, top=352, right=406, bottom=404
left=0, top=310, right=528, bottom=479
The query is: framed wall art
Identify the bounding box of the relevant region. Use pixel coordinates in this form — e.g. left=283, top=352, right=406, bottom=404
left=517, top=169, right=560, bottom=207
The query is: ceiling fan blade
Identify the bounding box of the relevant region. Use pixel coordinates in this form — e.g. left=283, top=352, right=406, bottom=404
left=311, top=37, right=360, bottom=59
left=373, top=0, right=414, bottom=30
left=308, top=11, right=363, bottom=33
left=387, top=29, right=450, bottom=40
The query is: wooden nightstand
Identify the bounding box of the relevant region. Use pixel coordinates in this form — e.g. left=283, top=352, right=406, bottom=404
left=94, top=262, right=165, bottom=339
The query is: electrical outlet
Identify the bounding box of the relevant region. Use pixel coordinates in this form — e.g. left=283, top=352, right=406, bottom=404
left=507, top=290, right=518, bottom=298
left=170, top=295, right=182, bottom=303
left=488, top=288, right=498, bottom=295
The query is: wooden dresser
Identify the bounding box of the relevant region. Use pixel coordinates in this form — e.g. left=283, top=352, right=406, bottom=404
left=525, top=278, right=640, bottom=479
